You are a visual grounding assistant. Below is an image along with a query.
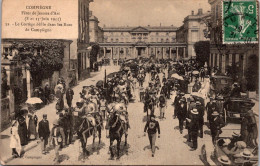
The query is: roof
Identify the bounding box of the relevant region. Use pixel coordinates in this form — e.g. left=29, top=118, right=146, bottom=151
left=184, top=12, right=211, bottom=22
left=103, top=25, right=178, bottom=32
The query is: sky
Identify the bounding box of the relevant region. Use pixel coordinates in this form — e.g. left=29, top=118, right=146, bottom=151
left=90, top=0, right=211, bottom=28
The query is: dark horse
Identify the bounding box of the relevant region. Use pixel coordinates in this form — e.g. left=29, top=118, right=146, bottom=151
left=106, top=112, right=128, bottom=160
left=77, top=113, right=103, bottom=160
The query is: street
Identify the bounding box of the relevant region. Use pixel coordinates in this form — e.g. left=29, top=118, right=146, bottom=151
left=2, top=65, right=211, bottom=165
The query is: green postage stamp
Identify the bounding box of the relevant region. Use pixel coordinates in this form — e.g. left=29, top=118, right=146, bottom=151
left=222, top=0, right=258, bottom=44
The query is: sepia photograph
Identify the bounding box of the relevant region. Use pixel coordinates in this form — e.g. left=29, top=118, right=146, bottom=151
left=0, top=0, right=259, bottom=165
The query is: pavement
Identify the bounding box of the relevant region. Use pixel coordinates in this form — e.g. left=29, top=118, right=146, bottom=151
left=0, top=65, right=259, bottom=165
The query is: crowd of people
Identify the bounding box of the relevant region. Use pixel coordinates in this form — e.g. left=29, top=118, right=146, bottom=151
left=8, top=58, right=258, bottom=164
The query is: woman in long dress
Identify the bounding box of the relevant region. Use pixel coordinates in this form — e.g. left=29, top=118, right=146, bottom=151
left=10, top=120, right=21, bottom=158
left=27, top=112, right=38, bottom=140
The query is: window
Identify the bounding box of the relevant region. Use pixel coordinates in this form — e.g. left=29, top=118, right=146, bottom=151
left=156, top=32, right=159, bottom=36
left=161, top=38, right=164, bottom=43
left=166, top=32, right=169, bottom=36
left=166, top=38, right=169, bottom=43
left=116, top=38, right=119, bottom=43
left=111, top=38, right=113, bottom=42
left=121, top=32, right=124, bottom=35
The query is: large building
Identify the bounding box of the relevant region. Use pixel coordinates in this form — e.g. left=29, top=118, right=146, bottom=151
left=100, top=25, right=186, bottom=60
left=89, top=11, right=104, bottom=43
left=176, top=8, right=211, bottom=58
left=208, top=0, right=259, bottom=92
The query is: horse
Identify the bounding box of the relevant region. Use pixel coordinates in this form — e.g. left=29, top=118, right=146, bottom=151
left=76, top=103, right=103, bottom=160
left=105, top=111, right=128, bottom=160
left=143, top=92, right=156, bottom=119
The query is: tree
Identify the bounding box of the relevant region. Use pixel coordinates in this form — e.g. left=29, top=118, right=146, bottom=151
left=11, top=40, right=65, bottom=87
left=194, top=41, right=210, bottom=67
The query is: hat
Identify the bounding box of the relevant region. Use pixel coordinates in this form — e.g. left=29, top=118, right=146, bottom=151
left=218, top=156, right=231, bottom=165
left=20, top=106, right=29, bottom=111
left=210, top=97, right=214, bottom=100
left=43, top=114, right=47, bottom=117
left=53, top=119, right=59, bottom=125
left=212, top=111, right=219, bottom=116
left=190, top=97, right=194, bottom=102
left=232, top=131, right=241, bottom=137
left=223, top=138, right=231, bottom=146
left=191, top=109, right=199, bottom=115
left=240, top=149, right=253, bottom=158
left=234, top=141, right=247, bottom=149
left=196, top=101, right=201, bottom=105
left=180, top=92, right=185, bottom=96
left=217, top=96, right=224, bottom=100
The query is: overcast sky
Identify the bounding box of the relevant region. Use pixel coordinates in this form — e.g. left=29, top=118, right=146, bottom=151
left=90, top=0, right=211, bottom=28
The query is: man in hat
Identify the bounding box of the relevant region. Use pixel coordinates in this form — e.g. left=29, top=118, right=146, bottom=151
left=38, top=114, right=50, bottom=154
left=209, top=111, right=224, bottom=144
left=206, top=97, right=217, bottom=123
left=186, top=109, right=200, bottom=150
left=49, top=119, right=65, bottom=164
left=144, top=114, right=160, bottom=157
left=227, top=131, right=243, bottom=150
left=177, top=98, right=187, bottom=134
left=196, top=101, right=205, bottom=138
left=173, top=91, right=182, bottom=119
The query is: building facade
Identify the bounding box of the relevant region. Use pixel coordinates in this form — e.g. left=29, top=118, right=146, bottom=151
left=176, top=8, right=211, bottom=58
left=100, top=26, right=186, bottom=60
left=208, top=0, right=259, bottom=92
left=77, top=0, right=93, bottom=80
left=89, top=11, right=104, bottom=43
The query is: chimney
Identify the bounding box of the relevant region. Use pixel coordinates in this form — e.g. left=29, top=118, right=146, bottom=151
left=191, top=10, right=194, bottom=15
left=198, top=8, right=203, bottom=15
left=89, top=10, right=93, bottom=16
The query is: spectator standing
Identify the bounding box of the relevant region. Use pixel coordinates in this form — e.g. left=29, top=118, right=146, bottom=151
left=44, top=83, right=51, bottom=105
left=38, top=114, right=50, bottom=154
left=10, top=120, right=21, bottom=158
left=17, top=106, right=29, bottom=155
left=66, top=86, right=74, bottom=108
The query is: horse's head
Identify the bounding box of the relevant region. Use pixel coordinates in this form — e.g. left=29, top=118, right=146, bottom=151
left=106, top=111, right=118, bottom=130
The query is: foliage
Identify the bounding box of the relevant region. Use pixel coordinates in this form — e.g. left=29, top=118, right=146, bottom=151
left=11, top=40, right=65, bottom=86
left=194, top=41, right=210, bottom=67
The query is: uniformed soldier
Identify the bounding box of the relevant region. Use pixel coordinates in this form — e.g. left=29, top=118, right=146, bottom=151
left=144, top=114, right=160, bottom=157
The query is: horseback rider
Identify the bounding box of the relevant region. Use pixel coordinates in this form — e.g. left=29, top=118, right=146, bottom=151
left=83, top=102, right=99, bottom=137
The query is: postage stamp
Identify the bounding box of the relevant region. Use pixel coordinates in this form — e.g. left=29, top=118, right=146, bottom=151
left=222, top=0, right=258, bottom=44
